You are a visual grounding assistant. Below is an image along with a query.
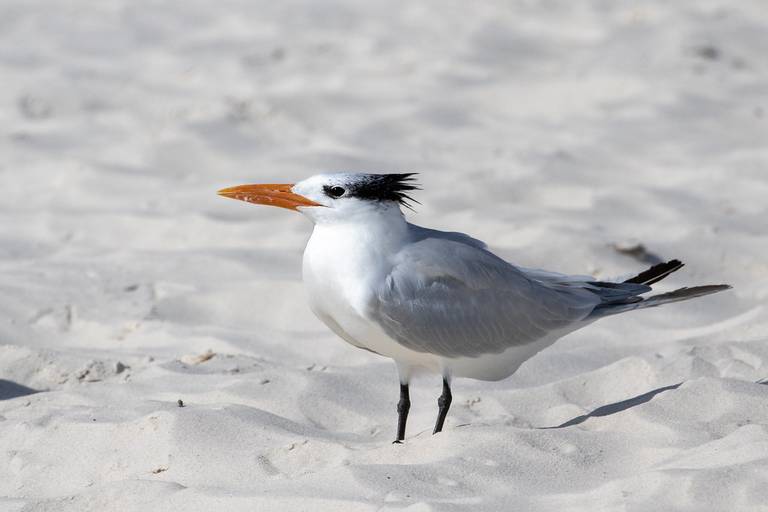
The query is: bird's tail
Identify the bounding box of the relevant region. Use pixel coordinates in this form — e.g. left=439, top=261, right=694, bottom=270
left=588, top=260, right=731, bottom=318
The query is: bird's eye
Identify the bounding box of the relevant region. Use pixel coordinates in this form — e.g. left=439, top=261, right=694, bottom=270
left=324, top=185, right=346, bottom=198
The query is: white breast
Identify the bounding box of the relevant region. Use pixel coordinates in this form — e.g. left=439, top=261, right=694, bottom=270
left=301, top=221, right=440, bottom=371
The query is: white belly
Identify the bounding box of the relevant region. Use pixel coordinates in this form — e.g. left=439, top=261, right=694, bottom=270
left=310, top=294, right=440, bottom=371
left=441, top=330, right=575, bottom=381
left=304, top=260, right=439, bottom=370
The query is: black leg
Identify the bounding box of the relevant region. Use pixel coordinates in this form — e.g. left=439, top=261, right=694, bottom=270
left=393, top=383, right=410, bottom=443
left=433, top=378, right=452, bottom=434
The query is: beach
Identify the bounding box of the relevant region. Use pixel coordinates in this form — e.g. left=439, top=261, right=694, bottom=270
left=1, top=1, right=767, bottom=510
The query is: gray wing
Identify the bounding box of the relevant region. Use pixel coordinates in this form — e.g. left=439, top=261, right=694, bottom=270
left=369, top=232, right=605, bottom=359
left=407, top=222, right=488, bottom=250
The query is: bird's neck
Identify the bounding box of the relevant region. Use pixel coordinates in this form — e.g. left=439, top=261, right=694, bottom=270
left=304, top=206, right=410, bottom=287
left=310, top=206, right=409, bottom=256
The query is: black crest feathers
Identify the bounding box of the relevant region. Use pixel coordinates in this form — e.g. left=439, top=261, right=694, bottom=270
left=348, top=173, right=421, bottom=209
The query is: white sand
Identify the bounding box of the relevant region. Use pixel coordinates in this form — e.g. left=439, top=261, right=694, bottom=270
left=1, top=0, right=768, bottom=510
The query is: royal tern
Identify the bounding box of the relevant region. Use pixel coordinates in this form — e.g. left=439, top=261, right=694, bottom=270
left=218, top=173, right=730, bottom=442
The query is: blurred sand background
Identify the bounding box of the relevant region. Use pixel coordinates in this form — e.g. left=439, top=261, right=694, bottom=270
left=1, top=1, right=767, bottom=510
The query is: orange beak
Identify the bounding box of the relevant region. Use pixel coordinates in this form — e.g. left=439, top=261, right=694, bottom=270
left=217, top=183, right=322, bottom=211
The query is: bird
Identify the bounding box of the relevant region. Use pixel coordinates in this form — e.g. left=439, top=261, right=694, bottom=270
left=218, top=173, right=731, bottom=443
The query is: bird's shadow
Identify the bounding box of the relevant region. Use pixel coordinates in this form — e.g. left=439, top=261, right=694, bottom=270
left=0, top=380, right=39, bottom=401
left=540, top=382, right=683, bottom=429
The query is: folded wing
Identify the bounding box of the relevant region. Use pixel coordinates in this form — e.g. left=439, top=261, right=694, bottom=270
left=370, top=231, right=605, bottom=358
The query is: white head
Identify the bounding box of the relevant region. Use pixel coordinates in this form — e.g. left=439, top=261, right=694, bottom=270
left=218, top=173, right=419, bottom=225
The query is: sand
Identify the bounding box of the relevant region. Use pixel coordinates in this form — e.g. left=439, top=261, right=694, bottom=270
left=1, top=0, right=767, bottom=510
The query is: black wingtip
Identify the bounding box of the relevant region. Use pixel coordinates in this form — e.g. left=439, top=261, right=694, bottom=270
left=686, top=284, right=732, bottom=293
left=624, top=259, right=685, bottom=286
left=643, top=284, right=732, bottom=305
